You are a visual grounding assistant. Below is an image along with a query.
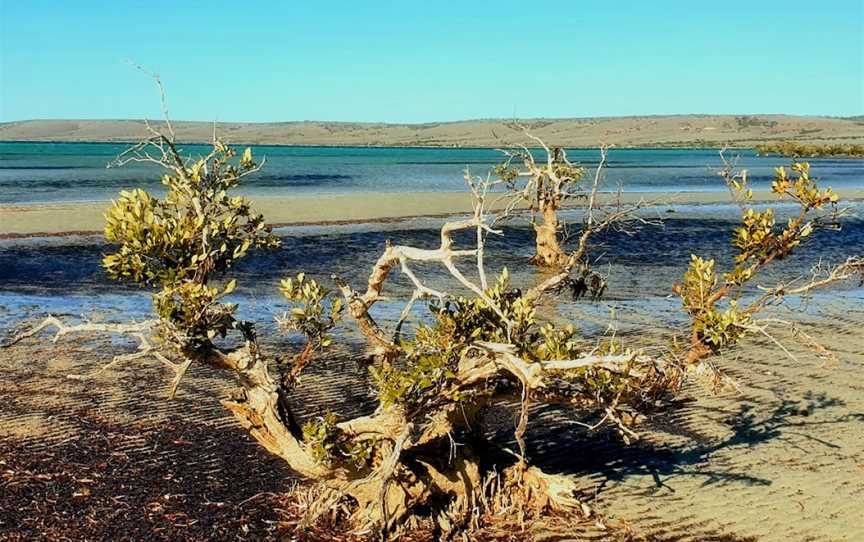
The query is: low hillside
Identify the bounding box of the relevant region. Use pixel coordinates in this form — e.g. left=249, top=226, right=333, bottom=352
left=1, top=114, right=862, bottom=148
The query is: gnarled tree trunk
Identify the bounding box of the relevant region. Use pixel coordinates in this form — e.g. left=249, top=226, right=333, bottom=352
left=531, top=202, right=568, bottom=268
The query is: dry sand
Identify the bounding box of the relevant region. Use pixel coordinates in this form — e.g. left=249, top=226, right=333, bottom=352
left=3, top=188, right=864, bottom=237
left=1, top=303, right=863, bottom=540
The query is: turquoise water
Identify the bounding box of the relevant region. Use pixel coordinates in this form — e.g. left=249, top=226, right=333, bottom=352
left=2, top=205, right=863, bottom=332
left=2, top=143, right=862, bottom=331
left=1, top=142, right=862, bottom=204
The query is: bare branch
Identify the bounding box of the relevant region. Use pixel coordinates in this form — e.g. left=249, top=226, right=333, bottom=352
left=733, top=257, right=863, bottom=325
left=459, top=342, right=653, bottom=391
left=3, top=316, right=155, bottom=348
left=337, top=201, right=513, bottom=353
left=2, top=316, right=203, bottom=399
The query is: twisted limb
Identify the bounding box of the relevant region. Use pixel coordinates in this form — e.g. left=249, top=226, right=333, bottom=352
left=5, top=316, right=193, bottom=400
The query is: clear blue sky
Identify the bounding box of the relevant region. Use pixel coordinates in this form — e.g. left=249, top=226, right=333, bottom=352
left=1, top=1, right=862, bottom=122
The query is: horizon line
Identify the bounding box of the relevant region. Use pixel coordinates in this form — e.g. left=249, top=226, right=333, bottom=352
left=3, top=112, right=864, bottom=126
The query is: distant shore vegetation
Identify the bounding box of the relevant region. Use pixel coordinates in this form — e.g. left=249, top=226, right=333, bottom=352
left=756, top=141, right=864, bottom=158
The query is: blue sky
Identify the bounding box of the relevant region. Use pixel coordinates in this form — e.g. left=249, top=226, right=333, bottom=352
left=1, top=1, right=862, bottom=122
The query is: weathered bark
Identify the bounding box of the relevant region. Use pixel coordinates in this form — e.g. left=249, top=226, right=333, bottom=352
left=209, top=344, right=531, bottom=535
left=204, top=347, right=481, bottom=534
left=531, top=203, right=568, bottom=269
left=211, top=345, right=329, bottom=479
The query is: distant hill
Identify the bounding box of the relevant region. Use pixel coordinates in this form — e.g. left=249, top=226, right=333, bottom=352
left=1, top=115, right=862, bottom=148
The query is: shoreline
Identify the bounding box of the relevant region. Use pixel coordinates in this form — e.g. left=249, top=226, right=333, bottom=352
left=0, top=139, right=757, bottom=150
left=4, top=139, right=864, bottom=154
left=7, top=139, right=859, bottom=153
left=2, top=188, right=864, bottom=238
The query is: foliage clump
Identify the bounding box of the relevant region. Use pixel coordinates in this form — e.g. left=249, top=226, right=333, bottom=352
left=103, top=142, right=278, bottom=346
left=756, top=141, right=864, bottom=158
left=675, top=155, right=842, bottom=363
left=279, top=273, right=344, bottom=349
left=371, top=268, right=538, bottom=408
left=302, top=412, right=378, bottom=469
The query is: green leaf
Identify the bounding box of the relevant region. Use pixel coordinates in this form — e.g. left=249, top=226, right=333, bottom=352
left=241, top=147, right=253, bottom=167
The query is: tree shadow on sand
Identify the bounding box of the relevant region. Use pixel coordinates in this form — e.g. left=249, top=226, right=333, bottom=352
left=517, top=390, right=862, bottom=495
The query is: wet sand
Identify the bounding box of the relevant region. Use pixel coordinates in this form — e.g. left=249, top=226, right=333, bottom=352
left=3, top=188, right=864, bottom=237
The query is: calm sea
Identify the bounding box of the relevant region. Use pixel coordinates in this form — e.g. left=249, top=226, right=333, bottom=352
left=1, top=142, right=863, bottom=204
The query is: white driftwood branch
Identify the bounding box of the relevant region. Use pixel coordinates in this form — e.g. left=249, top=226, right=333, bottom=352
left=339, top=212, right=513, bottom=351
left=4, top=315, right=154, bottom=346
left=756, top=256, right=863, bottom=298
left=2, top=316, right=197, bottom=398
left=459, top=341, right=651, bottom=390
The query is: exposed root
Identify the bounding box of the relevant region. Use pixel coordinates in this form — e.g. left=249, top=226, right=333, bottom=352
left=492, top=463, right=585, bottom=520
left=292, top=460, right=596, bottom=541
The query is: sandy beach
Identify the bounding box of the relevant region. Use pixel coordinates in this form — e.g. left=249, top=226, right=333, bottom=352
left=2, top=199, right=862, bottom=540
left=2, top=302, right=863, bottom=541
left=3, top=188, right=864, bottom=237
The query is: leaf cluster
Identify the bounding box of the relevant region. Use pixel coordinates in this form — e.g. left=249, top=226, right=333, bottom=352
left=102, top=142, right=279, bottom=343
left=370, top=269, right=536, bottom=409
left=301, top=412, right=378, bottom=468
left=370, top=268, right=671, bottom=420
left=431, top=269, right=537, bottom=354
left=279, top=273, right=344, bottom=349
left=676, top=158, right=840, bottom=356
left=154, top=281, right=238, bottom=346
left=726, top=162, right=836, bottom=283
left=104, top=145, right=278, bottom=287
